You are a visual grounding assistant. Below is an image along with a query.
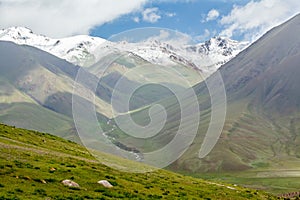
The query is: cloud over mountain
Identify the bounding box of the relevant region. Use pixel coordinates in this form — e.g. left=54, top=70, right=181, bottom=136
left=142, top=7, right=161, bottom=23
left=220, top=0, right=300, bottom=41
left=206, top=9, right=219, bottom=21
left=0, top=0, right=146, bottom=37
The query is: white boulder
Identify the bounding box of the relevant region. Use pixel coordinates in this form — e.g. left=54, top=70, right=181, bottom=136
left=97, top=180, right=113, bottom=188
left=62, top=179, right=80, bottom=187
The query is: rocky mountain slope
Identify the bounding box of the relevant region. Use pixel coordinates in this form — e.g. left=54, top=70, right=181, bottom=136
left=175, top=13, right=300, bottom=172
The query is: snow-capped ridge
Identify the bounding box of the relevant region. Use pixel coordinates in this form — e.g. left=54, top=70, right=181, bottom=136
left=0, top=27, right=249, bottom=75
left=113, top=35, right=249, bottom=74
left=0, top=27, right=106, bottom=67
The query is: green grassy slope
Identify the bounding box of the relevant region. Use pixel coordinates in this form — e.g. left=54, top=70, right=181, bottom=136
left=0, top=102, right=73, bottom=136
left=0, top=123, right=277, bottom=200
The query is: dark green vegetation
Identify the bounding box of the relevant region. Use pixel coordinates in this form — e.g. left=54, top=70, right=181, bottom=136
left=0, top=123, right=278, bottom=199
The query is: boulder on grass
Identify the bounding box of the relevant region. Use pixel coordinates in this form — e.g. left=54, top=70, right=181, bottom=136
left=62, top=179, right=80, bottom=187
left=97, top=180, right=113, bottom=188
left=49, top=167, right=56, bottom=172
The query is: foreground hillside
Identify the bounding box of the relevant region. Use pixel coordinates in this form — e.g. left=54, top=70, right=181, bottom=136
left=0, top=123, right=277, bottom=200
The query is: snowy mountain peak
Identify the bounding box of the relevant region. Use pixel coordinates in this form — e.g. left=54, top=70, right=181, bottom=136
left=0, top=27, right=49, bottom=45
left=0, top=27, right=249, bottom=76
left=0, top=27, right=106, bottom=67
left=186, top=36, right=248, bottom=55
left=117, top=36, right=249, bottom=74
left=1, top=26, right=34, bottom=36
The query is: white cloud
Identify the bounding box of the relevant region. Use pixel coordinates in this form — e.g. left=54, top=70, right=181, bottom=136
left=133, top=17, right=140, bottom=23
left=0, top=0, right=146, bottom=38
left=146, top=29, right=192, bottom=46
left=142, top=7, right=161, bottom=23
left=206, top=9, right=219, bottom=21
left=150, top=0, right=195, bottom=2
left=165, top=12, right=176, bottom=17
left=220, top=0, right=300, bottom=41
left=195, top=29, right=211, bottom=42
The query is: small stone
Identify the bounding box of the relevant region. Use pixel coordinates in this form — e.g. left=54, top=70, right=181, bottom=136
left=49, top=167, right=56, bottom=172
left=62, top=179, right=80, bottom=188
left=97, top=180, right=113, bottom=188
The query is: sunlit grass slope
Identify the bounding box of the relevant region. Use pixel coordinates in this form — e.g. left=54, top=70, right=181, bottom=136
left=0, top=123, right=277, bottom=199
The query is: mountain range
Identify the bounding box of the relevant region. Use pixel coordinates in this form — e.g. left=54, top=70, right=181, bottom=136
left=0, top=26, right=248, bottom=76
left=102, top=13, right=300, bottom=177
left=0, top=25, right=249, bottom=139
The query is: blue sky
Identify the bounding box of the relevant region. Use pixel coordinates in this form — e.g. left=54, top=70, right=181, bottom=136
left=91, top=0, right=250, bottom=42
left=0, top=0, right=299, bottom=42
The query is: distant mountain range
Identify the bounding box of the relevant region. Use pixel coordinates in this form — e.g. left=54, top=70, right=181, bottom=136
left=0, top=26, right=248, bottom=76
